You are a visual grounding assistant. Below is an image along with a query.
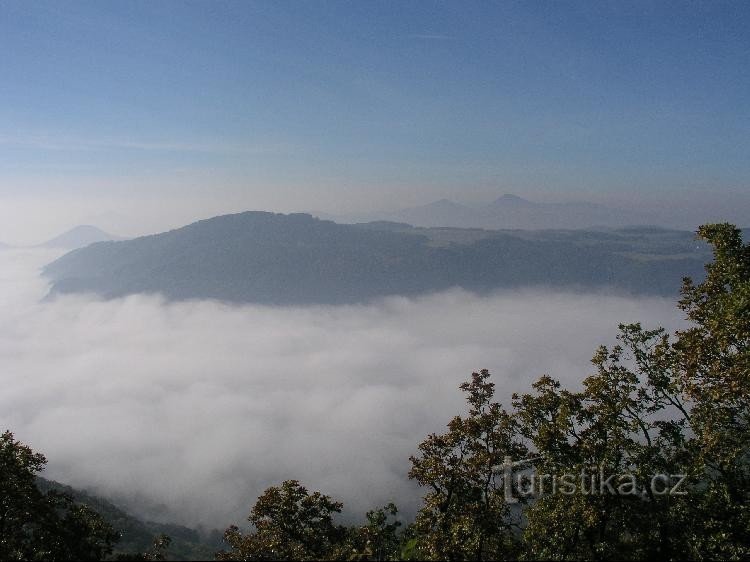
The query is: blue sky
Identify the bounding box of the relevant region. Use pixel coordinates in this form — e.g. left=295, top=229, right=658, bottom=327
left=0, top=1, right=748, bottom=240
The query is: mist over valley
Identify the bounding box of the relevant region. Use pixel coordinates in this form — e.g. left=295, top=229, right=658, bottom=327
left=1, top=243, right=682, bottom=529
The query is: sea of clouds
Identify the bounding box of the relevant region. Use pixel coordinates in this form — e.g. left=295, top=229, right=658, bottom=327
left=0, top=248, right=685, bottom=530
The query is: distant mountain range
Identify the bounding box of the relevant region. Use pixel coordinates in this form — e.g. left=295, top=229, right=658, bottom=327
left=315, top=194, right=655, bottom=230
left=43, top=211, right=712, bottom=304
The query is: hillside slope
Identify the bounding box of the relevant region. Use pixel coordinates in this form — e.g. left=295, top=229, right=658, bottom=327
left=43, top=212, right=710, bottom=304
left=36, top=478, right=219, bottom=560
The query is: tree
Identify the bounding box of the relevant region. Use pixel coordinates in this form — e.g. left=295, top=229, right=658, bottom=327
left=216, top=480, right=346, bottom=561
left=408, top=370, right=527, bottom=561
left=114, top=534, right=173, bottom=561
left=511, top=223, right=750, bottom=560
left=513, top=328, right=694, bottom=560
left=340, top=502, right=403, bottom=561
left=0, top=430, right=120, bottom=560
left=405, top=223, right=749, bottom=560
left=673, top=223, right=750, bottom=559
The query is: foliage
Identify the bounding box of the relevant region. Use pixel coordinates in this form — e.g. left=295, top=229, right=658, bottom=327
left=510, top=223, right=750, bottom=560
left=401, top=223, right=749, bottom=560
left=216, top=480, right=346, bottom=561
left=114, top=534, right=172, bottom=561
left=0, top=430, right=119, bottom=561
left=407, top=370, right=526, bottom=560
left=512, top=328, right=695, bottom=560
left=674, top=223, right=750, bottom=559
left=340, top=503, right=403, bottom=561
left=37, top=478, right=218, bottom=561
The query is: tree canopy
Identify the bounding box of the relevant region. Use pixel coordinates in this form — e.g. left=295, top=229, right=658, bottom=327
left=0, top=430, right=119, bottom=561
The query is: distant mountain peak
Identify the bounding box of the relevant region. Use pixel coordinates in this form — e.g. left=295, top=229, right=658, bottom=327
left=493, top=193, right=533, bottom=205
left=427, top=198, right=465, bottom=208
left=40, top=225, right=121, bottom=250
left=64, top=225, right=104, bottom=234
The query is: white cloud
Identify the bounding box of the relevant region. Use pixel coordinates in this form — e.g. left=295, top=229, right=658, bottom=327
left=0, top=249, right=684, bottom=529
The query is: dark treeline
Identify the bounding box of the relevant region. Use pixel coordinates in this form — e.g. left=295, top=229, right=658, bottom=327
left=2, top=224, right=748, bottom=561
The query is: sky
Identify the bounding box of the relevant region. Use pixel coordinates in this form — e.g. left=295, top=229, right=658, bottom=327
left=1, top=1, right=749, bottom=242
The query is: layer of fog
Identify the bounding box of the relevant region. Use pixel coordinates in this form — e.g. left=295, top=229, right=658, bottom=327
left=0, top=249, right=685, bottom=529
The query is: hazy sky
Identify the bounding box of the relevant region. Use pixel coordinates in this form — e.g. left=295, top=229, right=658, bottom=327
left=1, top=1, right=749, bottom=242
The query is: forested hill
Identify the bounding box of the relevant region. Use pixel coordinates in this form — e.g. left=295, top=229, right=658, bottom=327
left=42, top=212, right=712, bottom=304
left=36, top=478, right=218, bottom=560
